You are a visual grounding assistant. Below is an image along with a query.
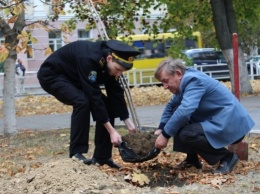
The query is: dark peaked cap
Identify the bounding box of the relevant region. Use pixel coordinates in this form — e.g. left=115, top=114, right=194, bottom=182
left=106, top=40, right=141, bottom=70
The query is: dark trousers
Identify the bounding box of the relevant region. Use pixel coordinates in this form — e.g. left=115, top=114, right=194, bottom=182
left=93, top=95, right=115, bottom=159
left=174, top=123, right=243, bottom=165
left=39, top=76, right=114, bottom=159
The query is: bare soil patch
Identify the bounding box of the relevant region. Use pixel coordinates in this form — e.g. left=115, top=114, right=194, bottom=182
left=0, top=128, right=260, bottom=194
left=0, top=81, right=260, bottom=193
left=122, top=131, right=157, bottom=156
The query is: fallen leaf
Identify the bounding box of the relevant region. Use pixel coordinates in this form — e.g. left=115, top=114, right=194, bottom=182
left=210, top=177, right=227, bottom=189
left=131, top=172, right=150, bottom=186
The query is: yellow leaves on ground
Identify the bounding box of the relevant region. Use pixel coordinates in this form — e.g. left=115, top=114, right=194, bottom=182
left=13, top=95, right=72, bottom=118
left=132, top=172, right=150, bottom=186
left=0, top=161, right=25, bottom=176
left=210, top=177, right=227, bottom=189
left=0, top=129, right=70, bottom=178
left=0, top=128, right=260, bottom=190
left=256, top=161, right=260, bottom=170
left=0, top=145, right=44, bottom=177
left=0, top=80, right=260, bottom=118
left=199, top=174, right=230, bottom=189
left=103, top=134, right=260, bottom=189
left=125, top=172, right=150, bottom=186
left=131, top=86, right=172, bottom=106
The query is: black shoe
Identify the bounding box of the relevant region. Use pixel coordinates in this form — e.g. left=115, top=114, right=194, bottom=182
left=92, top=158, right=121, bottom=169
left=174, top=159, right=202, bottom=169
left=213, top=153, right=239, bottom=174
left=72, top=153, right=92, bottom=164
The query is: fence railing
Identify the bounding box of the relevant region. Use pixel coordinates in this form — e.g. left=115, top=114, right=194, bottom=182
left=0, top=61, right=259, bottom=96
left=123, top=61, right=259, bottom=86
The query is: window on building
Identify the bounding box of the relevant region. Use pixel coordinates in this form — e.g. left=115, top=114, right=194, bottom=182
left=49, top=30, right=62, bottom=52
left=78, top=30, right=90, bottom=40
left=27, top=40, right=33, bottom=59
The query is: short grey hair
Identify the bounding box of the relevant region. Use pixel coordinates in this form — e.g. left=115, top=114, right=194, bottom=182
left=154, top=58, right=186, bottom=80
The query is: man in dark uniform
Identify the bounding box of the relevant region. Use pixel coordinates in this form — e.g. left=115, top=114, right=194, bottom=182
left=37, top=40, right=140, bottom=169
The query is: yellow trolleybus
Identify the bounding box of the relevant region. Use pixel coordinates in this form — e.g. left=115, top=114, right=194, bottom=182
left=117, top=32, right=203, bottom=86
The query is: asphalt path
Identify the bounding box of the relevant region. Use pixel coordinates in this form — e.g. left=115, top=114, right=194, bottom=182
left=0, top=96, right=259, bottom=134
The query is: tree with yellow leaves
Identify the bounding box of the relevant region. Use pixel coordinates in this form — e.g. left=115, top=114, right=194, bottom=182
left=0, top=0, right=62, bottom=135
left=1, top=0, right=260, bottom=136
left=0, top=1, right=26, bottom=135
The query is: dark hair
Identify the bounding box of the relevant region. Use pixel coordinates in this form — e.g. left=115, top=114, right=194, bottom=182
left=154, top=58, right=186, bottom=80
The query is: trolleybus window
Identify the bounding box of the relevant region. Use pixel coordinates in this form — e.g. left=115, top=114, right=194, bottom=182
left=116, top=32, right=203, bottom=86
left=121, top=32, right=202, bottom=60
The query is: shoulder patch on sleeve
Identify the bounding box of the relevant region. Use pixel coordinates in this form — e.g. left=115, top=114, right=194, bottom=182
left=88, top=71, right=97, bottom=83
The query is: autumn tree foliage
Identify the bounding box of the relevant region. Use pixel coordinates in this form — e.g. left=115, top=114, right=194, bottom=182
left=1, top=1, right=27, bottom=135
left=86, top=0, right=259, bottom=93
left=67, top=0, right=260, bottom=94
left=0, top=0, right=259, bottom=135
left=0, top=0, right=60, bottom=135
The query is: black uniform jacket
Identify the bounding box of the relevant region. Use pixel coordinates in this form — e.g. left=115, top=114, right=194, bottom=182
left=37, top=40, right=129, bottom=123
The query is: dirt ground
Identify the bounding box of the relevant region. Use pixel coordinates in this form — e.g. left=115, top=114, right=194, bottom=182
left=121, top=131, right=157, bottom=156
left=1, top=81, right=260, bottom=193
left=0, top=129, right=260, bottom=194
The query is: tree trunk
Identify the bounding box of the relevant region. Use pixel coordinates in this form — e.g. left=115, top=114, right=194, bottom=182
left=210, top=0, right=253, bottom=94
left=3, top=57, right=17, bottom=135
left=1, top=5, right=25, bottom=136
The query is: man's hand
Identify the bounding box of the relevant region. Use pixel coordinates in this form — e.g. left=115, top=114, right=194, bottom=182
left=154, top=129, right=162, bottom=136
left=109, top=130, right=122, bottom=146
left=104, top=121, right=122, bottom=146
left=155, top=134, right=169, bottom=149
left=123, top=118, right=136, bottom=134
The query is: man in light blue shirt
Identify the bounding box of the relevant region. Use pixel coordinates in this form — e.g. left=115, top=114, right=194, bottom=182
left=154, top=58, right=255, bottom=174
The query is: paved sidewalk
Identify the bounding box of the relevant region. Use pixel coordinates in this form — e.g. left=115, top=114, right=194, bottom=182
left=0, top=96, right=260, bottom=134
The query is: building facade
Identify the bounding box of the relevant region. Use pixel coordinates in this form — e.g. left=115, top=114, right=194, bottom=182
left=0, top=0, right=166, bottom=90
